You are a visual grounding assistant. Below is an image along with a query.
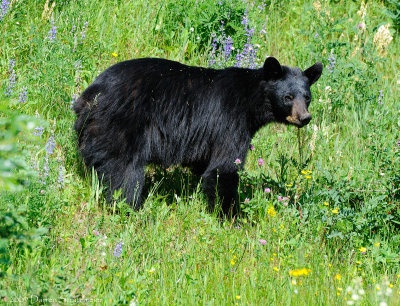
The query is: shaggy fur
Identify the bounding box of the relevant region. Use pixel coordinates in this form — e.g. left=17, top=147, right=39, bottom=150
left=74, top=57, right=322, bottom=216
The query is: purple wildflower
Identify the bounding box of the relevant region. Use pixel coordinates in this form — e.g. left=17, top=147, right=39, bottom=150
left=45, top=136, right=55, bottom=155
left=397, top=139, right=400, bottom=147
left=19, top=87, right=28, bottom=103
left=234, top=158, right=241, bottom=165
left=57, top=165, right=64, bottom=188
left=327, top=51, right=336, bottom=73
left=5, top=59, right=16, bottom=96
left=0, top=0, right=10, bottom=21
left=33, top=127, right=44, bottom=137
left=314, top=33, right=319, bottom=38
left=70, top=93, right=79, bottom=108
left=222, top=36, right=234, bottom=61
left=258, top=158, right=264, bottom=166
left=264, top=187, right=271, bottom=193
left=81, top=21, right=88, bottom=44
left=378, top=90, right=383, bottom=104
left=244, top=198, right=250, bottom=204
left=249, top=144, right=255, bottom=151
left=113, top=241, right=124, bottom=257
left=47, top=18, right=57, bottom=40
left=259, top=239, right=267, bottom=245
left=71, top=24, right=76, bottom=33
left=92, top=230, right=100, bottom=236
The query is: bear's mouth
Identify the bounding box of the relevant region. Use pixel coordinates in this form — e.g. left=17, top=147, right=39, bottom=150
left=285, top=115, right=307, bottom=128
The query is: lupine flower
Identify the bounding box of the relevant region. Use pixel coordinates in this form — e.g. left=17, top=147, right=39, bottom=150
left=5, top=59, right=16, bottom=96
left=397, top=139, right=400, bottom=147
left=113, top=241, right=124, bottom=257
left=33, top=127, right=44, bottom=137
left=71, top=24, right=76, bottom=33
left=19, top=87, right=28, bottom=103
left=47, top=18, right=57, bottom=40
left=70, top=93, right=79, bottom=108
left=378, top=90, right=383, bottom=104
left=328, top=51, right=336, bottom=73
left=57, top=165, right=64, bottom=188
left=259, top=239, right=266, bottom=245
left=0, top=0, right=10, bottom=21
left=81, top=21, right=88, bottom=43
left=45, top=136, right=55, bottom=155
left=258, top=158, right=264, bottom=166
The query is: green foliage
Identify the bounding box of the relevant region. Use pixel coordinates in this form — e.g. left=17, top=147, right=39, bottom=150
left=0, top=0, right=399, bottom=304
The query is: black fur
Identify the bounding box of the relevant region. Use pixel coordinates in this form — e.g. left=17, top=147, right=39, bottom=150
left=74, top=57, right=322, bottom=216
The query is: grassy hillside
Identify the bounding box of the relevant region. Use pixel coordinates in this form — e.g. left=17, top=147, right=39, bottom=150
left=1, top=0, right=399, bottom=304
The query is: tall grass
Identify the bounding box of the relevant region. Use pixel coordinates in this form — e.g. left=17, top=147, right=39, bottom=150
left=1, top=0, right=399, bottom=304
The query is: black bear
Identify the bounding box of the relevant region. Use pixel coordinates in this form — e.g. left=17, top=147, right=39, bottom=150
left=74, top=57, right=322, bottom=216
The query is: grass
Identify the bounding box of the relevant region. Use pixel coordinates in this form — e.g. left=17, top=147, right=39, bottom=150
left=1, top=0, right=400, bottom=304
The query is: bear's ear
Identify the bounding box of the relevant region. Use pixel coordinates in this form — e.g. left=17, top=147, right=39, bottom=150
left=304, top=62, right=323, bottom=85
left=263, top=57, right=283, bottom=80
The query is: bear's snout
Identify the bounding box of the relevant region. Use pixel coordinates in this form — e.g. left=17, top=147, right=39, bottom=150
left=286, top=99, right=312, bottom=128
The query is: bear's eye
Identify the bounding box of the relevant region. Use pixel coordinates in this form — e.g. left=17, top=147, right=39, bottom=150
left=284, top=95, right=294, bottom=102
left=304, top=95, right=311, bottom=102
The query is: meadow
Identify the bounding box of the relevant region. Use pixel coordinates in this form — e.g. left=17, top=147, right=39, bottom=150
left=1, top=0, right=400, bottom=304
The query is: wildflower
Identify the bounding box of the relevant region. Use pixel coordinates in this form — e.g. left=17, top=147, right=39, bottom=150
left=305, top=175, right=311, bottom=179
left=378, top=90, right=383, bottom=104
left=19, top=87, right=28, bottom=103
left=323, top=202, right=329, bottom=206
left=373, top=24, right=393, bottom=56
left=92, top=230, right=100, bottom=236
left=358, top=247, right=367, bottom=253
left=331, top=208, right=339, bottom=214
left=230, top=260, right=235, bottom=265
left=249, top=144, right=255, bottom=151
left=374, top=242, right=380, bottom=247
left=273, top=267, right=279, bottom=271
left=47, top=18, right=57, bottom=40
left=357, top=23, right=366, bottom=31
left=57, top=165, right=64, bottom=188
left=71, top=24, right=76, bottom=33
left=113, top=241, right=124, bottom=257
left=259, top=239, right=266, bottom=245
left=357, top=1, right=367, bottom=20
left=301, top=170, right=307, bottom=175
left=258, top=158, right=264, bottom=166
left=289, top=268, right=311, bottom=277
left=328, top=50, right=336, bottom=73
left=0, top=0, right=10, bottom=21
left=267, top=207, right=276, bottom=217
left=234, top=158, right=241, bottom=165
left=286, top=184, right=292, bottom=188
left=335, top=274, right=342, bottom=281
left=71, top=93, right=79, bottom=108
left=45, top=136, right=56, bottom=155
left=5, top=59, right=16, bottom=96
left=149, top=267, right=155, bottom=273
left=264, top=187, right=271, bottom=193
left=235, top=295, right=241, bottom=300
left=244, top=198, right=249, bottom=204
left=81, top=21, right=88, bottom=43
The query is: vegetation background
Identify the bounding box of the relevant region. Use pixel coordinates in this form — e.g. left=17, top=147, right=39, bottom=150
left=1, top=0, right=399, bottom=304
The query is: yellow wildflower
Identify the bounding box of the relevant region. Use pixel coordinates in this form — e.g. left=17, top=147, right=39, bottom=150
left=359, top=247, right=367, bottom=253
left=235, top=295, right=241, bottom=300
left=149, top=267, right=155, bottom=274
left=112, top=52, right=118, bottom=57
left=331, top=208, right=339, bottom=214
left=323, top=202, right=329, bottom=206
left=337, top=287, right=343, bottom=291
left=289, top=268, right=311, bottom=277
left=272, top=228, right=277, bottom=232
left=374, top=242, right=380, bottom=247
left=273, top=267, right=279, bottom=271
left=301, top=170, right=307, bottom=175
left=356, top=261, right=361, bottom=264
left=335, top=274, right=342, bottom=281
left=267, top=207, right=277, bottom=217
left=389, top=284, right=393, bottom=288
left=305, top=175, right=312, bottom=179
left=231, top=260, right=235, bottom=265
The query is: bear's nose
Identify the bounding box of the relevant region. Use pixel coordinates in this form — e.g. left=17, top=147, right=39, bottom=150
left=299, top=113, right=312, bottom=126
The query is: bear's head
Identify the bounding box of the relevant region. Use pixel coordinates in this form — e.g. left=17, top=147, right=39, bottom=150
left=261, top=57, right=323, bottom=128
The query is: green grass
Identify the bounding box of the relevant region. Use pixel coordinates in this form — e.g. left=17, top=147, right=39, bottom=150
left=1, top=0, right=400, bottom=304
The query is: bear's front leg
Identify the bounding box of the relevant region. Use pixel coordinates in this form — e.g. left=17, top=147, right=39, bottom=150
left=202, top=166, right=239, bottom=217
